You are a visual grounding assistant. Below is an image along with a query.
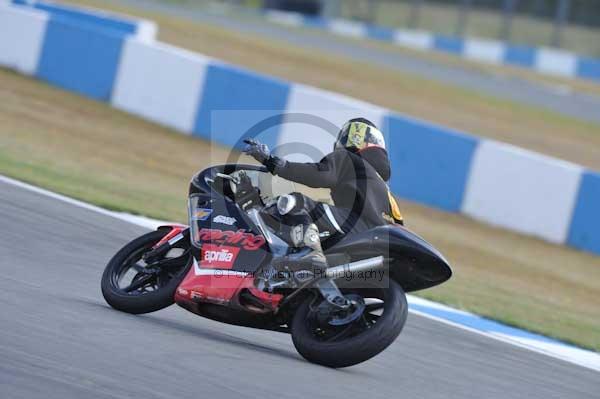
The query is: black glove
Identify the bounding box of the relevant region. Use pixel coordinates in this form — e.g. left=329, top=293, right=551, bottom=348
left=233, top=171, right=262, bottom=210
left=243, top=139, right=286, bottom=173
left=243, top=139, right=271, bottom=164
left=235, top=171, right=254, bottom=194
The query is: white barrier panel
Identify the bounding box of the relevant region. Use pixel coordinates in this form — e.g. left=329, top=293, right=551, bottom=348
left=393, top=29, right=434, bottom=50
left=535, top=48, right=577, bottom=78
left=264, top=10, right=303, bottom=27
left=111, top=39, right=211, bottom=134
left=0, top=5, right=47, bottom=75
left=134, top=19, right=158, bottom=43
left=462, top=141, right=582, bottom=244
left=464, top=38, right=505, bottom=65
left=277, top=84, right=386, bottom=162
left=328, top=19, right=366, bottom=39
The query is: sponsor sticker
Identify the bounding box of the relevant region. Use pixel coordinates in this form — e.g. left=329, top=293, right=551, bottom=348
left=192, top=208, right=213, bottom=221
left=213, top=215, right=237, bottom=226
left=199, top=243, right=240, bottom=269
left=195, top=228, right=266, bottom=250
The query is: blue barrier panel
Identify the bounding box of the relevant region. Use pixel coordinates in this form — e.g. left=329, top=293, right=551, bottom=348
left=385, top=114, right=478, bottom=212
left=36, top=16, right=125, bottom=101
left=35, top=2, right=136, bottom=34
left=567, top=171, right=600, bottom=255
left=504, top=44, right=536, bottom=67
left=12, top=0, right=137, bottom=35
left=303, top=15, right=327, bottom=29
left=193, top=64, right=290, bottom=149
left=366, top=25, right=395, bottom=42
left=576, top=57, right=600, bottom=82
left=433, top=35, right=464, bottom=54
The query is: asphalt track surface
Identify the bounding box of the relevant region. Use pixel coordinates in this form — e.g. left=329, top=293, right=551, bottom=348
left=1, top=179, right=599, bottom=398
left=112, top=0, right=600, bottom=125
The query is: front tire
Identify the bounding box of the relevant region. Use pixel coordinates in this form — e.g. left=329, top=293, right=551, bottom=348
left=291, top=279, right=407, bottom=368
left=101, top=230, right=191, bottom=314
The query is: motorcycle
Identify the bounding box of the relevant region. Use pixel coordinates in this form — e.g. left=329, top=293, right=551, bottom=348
left=101, top=164, right=452, bottom=368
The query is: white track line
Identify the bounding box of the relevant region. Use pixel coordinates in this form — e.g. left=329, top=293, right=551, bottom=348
left=1, top=174, right=599, bottom=372
left=0, top=175, right=168, bottom=229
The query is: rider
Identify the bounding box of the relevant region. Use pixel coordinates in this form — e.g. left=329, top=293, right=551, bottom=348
left=243, top=117, right=403, bottom=271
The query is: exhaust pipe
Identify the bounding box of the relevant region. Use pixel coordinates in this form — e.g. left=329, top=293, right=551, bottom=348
left=325, top=256, right=385, bottom=279
left=277, top=256, right=387, bottom=309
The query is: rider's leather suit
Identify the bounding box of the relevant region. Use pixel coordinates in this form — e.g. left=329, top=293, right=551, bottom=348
left=266, top=146, right=399, bottom=240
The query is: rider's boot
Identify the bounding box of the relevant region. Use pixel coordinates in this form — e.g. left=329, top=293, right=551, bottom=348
left=290, top=223, right=328, bottom=274
left=287, top=223, right=350, bottom=308
left=276, top=194, right=328, bottom=276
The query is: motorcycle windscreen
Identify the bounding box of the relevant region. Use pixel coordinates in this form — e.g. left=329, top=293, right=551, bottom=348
left=188, top=194, right=215, bottom=248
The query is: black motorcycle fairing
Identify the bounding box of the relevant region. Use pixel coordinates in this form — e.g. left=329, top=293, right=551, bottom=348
left=325, top=225, right=452, bottom=292
left=188, top=194, right=272, bottom=275
left=189, top=164, right=452, bottom=292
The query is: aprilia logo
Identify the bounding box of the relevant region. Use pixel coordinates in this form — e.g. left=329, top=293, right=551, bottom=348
left=204, top=248, right=234, bottom=263
left=199, top=244, right=240, bottom=269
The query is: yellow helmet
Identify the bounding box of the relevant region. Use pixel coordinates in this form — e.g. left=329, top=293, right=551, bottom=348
left=334, top=118, right=386, bottom=152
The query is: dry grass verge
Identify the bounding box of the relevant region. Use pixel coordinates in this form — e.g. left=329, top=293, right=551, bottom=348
left=1, top=68, right=599, bottom=350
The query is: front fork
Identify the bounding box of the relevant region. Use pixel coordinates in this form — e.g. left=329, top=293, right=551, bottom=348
left=315, top=256, right=386, bottom=309
left=315, top=279, right=351, bottom=309
left=143, top=227, right=190, bottom=264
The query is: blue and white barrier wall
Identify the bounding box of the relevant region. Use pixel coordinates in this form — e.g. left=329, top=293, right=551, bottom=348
left=277, top=85, right=387, bottom=162
left=10, top=0, right=157, bottom=42
left=0, top=4, right=598, bottom=256
left=112, top=40, right=211, bottom=133
left=463, top=141, right=583, bottom=244
left=264, top=10, right=600, bottom=84
left=0, top=2, right=155, bottom=100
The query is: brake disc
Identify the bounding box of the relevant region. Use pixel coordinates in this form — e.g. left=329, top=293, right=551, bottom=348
left=316, top=294, right=366, bottom=327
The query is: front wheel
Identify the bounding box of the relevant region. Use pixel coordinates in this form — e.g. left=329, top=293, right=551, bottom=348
left=290, top=278, right=408, bottom=368
left=101, top=230, right=191, bottom=314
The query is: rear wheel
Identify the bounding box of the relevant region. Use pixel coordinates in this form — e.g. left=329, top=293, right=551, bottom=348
left=291, top=278, right=407, bottom=368
left=101, top=230, right=191, bottom=314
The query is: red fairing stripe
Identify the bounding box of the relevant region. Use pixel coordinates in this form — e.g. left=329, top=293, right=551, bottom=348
left=175, top=260, right=283, bottom=309
left=175, top=267, right=247, bottom=305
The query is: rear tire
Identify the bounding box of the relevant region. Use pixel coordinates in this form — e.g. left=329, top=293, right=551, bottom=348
left=101, top=230, right=191, bottom=314
left=291, top=279, right=407, bottom=368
